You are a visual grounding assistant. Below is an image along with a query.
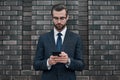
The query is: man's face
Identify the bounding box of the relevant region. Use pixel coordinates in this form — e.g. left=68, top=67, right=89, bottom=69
left=52, top=9, right=69, bottom=32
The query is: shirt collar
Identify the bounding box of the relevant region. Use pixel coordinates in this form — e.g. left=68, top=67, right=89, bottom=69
left=54, top=27, right=67, bottom=36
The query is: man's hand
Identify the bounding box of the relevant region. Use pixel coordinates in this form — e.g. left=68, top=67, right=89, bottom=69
left=48, top=55, right=58, bottom=66
left=54, top=52, right=69, bottom=64
left=48, top=52, right=69, bottom=65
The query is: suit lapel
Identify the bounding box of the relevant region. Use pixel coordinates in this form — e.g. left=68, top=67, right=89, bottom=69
left=48, top=30, right=56, bottom=51
left=62, top=30, right=70, bottom=51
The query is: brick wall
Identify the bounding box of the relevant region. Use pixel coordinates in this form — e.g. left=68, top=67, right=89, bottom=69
left=0, top=0, right=120, bottom=80
left=88, top=0, right=120, bottom=80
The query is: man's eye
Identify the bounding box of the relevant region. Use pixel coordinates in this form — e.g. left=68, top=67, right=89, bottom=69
left=53, top=17, right=58, bottom=20
left=53, top=17, right=66, bottom=20
left=60, top=17, right=66, bottom=20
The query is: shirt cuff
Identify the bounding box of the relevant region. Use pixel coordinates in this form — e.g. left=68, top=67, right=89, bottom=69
left=65, top=58, right=71, bottom=68
left=47, top=58, right=51, bottom=70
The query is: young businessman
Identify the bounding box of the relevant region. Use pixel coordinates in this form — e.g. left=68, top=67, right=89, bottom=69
left=33, top=3, right=85, bottom=80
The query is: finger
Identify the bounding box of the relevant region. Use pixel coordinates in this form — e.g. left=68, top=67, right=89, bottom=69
left=62, top=52, right=68, bottom=56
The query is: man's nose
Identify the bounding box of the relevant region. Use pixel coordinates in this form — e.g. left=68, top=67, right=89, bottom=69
left=57, top=19, right=61, bottom=23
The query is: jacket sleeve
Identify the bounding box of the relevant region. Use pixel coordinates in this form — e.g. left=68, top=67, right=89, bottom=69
left=33, top=36, right=48, bottom=71
left=68, top=36, right=85, bottom=71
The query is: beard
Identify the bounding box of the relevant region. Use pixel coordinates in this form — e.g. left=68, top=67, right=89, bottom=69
left=54, top=23, right=66, bottom=31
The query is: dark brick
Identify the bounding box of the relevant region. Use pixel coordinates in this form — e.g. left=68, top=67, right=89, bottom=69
left=90, top=76, right=105, bottom=80
left=21, top=70, right=35, bottom=76
left=11, top=6, right=22, bottom=10
left=6, top=70, right=20, bottom=76
left=0, top=6, right=10, bottom=10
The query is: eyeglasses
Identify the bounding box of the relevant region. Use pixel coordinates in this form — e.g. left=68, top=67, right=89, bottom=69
left=53, top=17, right=67, bottom=21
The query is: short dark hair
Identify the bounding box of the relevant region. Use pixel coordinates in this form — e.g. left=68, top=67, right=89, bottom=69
left=51, top=3, right=68, bottom=16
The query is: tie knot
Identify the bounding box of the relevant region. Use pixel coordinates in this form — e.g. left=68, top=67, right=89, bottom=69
left=57, top=33, right=62, bottom=37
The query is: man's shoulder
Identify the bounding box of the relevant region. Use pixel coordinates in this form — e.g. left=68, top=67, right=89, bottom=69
left=68, top=30, right=80, bottom=38
left=39, top=30, right=52, bottom=38
left=41, top=32, right=50, bottom=36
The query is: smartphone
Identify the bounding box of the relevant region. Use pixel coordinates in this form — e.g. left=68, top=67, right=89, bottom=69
left=52, top=52, right=61, bottom=56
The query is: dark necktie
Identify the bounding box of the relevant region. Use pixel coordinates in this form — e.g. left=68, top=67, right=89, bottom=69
left=56, top=33, right=62, bottom=51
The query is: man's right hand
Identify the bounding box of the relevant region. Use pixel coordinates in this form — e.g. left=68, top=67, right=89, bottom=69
left=48, top=55, right=58, bottom=65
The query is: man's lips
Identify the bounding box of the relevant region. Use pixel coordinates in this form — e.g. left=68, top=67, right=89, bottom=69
left=57, top=23, right=61, bottom=25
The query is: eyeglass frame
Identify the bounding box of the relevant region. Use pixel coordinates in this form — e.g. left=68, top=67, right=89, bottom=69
left=52, top=16, right=67, bottom=21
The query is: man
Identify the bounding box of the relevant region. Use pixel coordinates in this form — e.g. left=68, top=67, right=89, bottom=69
left=33, top=3, right=85, bottom=80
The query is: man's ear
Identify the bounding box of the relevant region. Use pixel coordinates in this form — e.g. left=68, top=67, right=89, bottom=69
left=66, top=15, right=69, bottom=20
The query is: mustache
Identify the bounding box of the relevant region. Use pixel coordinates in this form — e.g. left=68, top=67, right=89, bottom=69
left=57, top=23, right=62, bottom=25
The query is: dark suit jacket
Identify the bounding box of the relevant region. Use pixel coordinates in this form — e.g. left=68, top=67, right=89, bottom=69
left=33, top=30, right=85, bottom=80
